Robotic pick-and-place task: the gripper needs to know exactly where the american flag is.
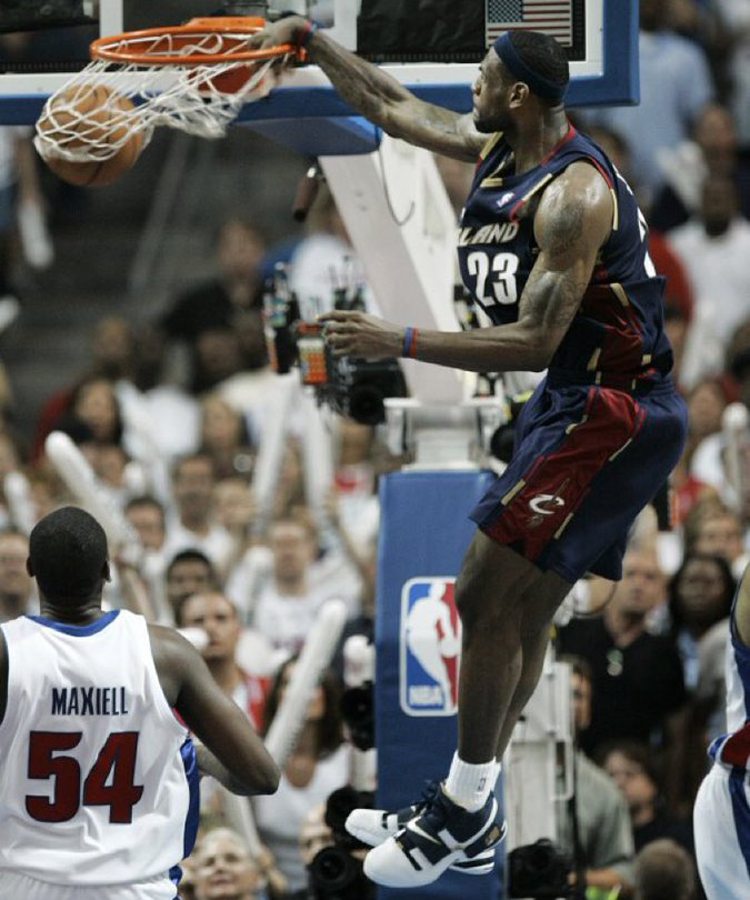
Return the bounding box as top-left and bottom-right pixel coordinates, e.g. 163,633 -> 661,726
486,0 -> 573,47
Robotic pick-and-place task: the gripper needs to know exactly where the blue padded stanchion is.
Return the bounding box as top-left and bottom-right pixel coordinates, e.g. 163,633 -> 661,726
374,469 -> 502,899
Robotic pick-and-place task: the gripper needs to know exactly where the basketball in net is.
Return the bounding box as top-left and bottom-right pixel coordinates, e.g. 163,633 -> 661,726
34,17 -> 299,186
36,84 -> 146,187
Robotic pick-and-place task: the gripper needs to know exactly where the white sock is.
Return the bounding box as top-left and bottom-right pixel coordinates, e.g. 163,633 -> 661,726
443,753 -> 500,812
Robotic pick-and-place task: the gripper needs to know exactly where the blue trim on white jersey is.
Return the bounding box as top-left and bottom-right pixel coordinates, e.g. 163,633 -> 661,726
26,609 -> 120,636
181,736 -> 200,858
729,766 -> 750,879
168,738 -> 200,892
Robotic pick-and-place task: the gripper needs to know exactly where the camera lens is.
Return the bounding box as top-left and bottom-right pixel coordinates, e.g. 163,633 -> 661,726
348,384 -> 386,425
340,685 -> 375,751
308,846 -> 359,891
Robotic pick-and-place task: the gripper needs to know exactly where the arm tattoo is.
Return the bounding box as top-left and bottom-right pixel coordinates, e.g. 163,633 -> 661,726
520,268 -> 589,331
418,104 -> 467,139
310,35 -> 481,159
543,199 -> 585,257
519,188 -> 596,333
309,38 -> 408,121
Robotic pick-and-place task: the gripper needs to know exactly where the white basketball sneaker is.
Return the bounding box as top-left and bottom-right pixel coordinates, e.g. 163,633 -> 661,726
345,781 -> 503,877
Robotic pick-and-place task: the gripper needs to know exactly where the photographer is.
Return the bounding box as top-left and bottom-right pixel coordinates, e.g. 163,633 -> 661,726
557,657 -> 636,898
300,791 -> 374,900
508,657 -> 637,899
253,659 -> 351,897
300,637 -> 376,900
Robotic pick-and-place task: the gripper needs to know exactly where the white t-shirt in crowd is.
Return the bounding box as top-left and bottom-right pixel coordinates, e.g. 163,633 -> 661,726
253,745 -> 351,893
252,585 -> 332,657
163,520 -> 234,572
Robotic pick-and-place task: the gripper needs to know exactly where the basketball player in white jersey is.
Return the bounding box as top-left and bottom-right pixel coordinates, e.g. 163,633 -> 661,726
0,506 -> 280,900
694,561 -> 750,897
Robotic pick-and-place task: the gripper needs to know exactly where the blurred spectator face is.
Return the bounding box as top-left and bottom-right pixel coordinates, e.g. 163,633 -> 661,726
269,520 -> 315,585
0,433 -> 20,479
571,670 -> 592,733
174,456 -> 216,521
673,555 -> 731,630
217,219 -> 265,283
166,557 -> 215,612
132,324 -> 166,392
126,501 -> 166,552
694,511 -> 744,563
179,592 -> 241,663
202,395 -> 244,452
73,378 -> 120,444
214,478 -> 254,533
337,420 -> 374,468
88,443 -> 128,488
0,532 -> 31,601
694,104 -> 737,163
686,380 -> 726,440
611,549 -> 665,618
196,328 -> 244,387
639,0 -> 666,31
192,828 -> 265,900
27,471 -> 60,521
587,126 -> 631,182
91,316 -> 134,378
701,175 -> 738,237
604,750 -> 657,817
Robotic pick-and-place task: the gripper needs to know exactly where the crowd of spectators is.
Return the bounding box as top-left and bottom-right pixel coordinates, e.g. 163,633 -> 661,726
1,0 -> 750,897
560,11 -> 750,893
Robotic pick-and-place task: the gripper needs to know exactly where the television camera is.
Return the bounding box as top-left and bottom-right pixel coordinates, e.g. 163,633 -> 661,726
264,265 -> 407,425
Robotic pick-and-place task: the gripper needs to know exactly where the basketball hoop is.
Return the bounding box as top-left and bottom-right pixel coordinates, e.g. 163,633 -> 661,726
34,17 -> 299,164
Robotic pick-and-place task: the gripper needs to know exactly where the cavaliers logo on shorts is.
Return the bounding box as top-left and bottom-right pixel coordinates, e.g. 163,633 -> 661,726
400,577 -> 461,717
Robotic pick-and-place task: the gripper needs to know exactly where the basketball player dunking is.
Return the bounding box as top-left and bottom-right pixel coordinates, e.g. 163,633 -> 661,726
0,507 -> 279,900
257,20 -> 688,888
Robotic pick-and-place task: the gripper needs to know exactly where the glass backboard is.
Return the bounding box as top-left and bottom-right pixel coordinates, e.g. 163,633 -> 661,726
0,0 -> 638,156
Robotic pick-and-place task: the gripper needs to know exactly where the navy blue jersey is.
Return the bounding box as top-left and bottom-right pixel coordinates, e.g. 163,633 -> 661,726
457,125 -> 673,388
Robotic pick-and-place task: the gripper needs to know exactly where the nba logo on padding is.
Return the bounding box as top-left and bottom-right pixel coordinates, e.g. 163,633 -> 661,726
400,577 -> 461,716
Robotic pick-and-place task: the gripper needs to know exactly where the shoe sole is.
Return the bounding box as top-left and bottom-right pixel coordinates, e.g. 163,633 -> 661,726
346,814 -> 496,875
451,852 -> 496,874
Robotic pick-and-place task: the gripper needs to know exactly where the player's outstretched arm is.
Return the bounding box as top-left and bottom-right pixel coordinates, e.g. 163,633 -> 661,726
259,15 -> 484,162
321,162 -> 613,372
149,625 -> 279,796
734,563 -> 750,646
192,742 -> 259,795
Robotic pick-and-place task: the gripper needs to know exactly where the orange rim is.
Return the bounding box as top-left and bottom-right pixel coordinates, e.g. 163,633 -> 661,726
89,17 -> 298,67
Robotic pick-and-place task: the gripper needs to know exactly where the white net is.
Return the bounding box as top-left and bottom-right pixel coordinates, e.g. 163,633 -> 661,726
34,27 -> 287,163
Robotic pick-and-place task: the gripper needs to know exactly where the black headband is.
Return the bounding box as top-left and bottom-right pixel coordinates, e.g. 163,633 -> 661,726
493,32 -> 567,104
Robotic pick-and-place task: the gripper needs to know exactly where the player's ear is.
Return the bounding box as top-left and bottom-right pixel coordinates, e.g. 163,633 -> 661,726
509,81 -> 529,110
103,560 -> 111,583
26,557 -> 34,577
